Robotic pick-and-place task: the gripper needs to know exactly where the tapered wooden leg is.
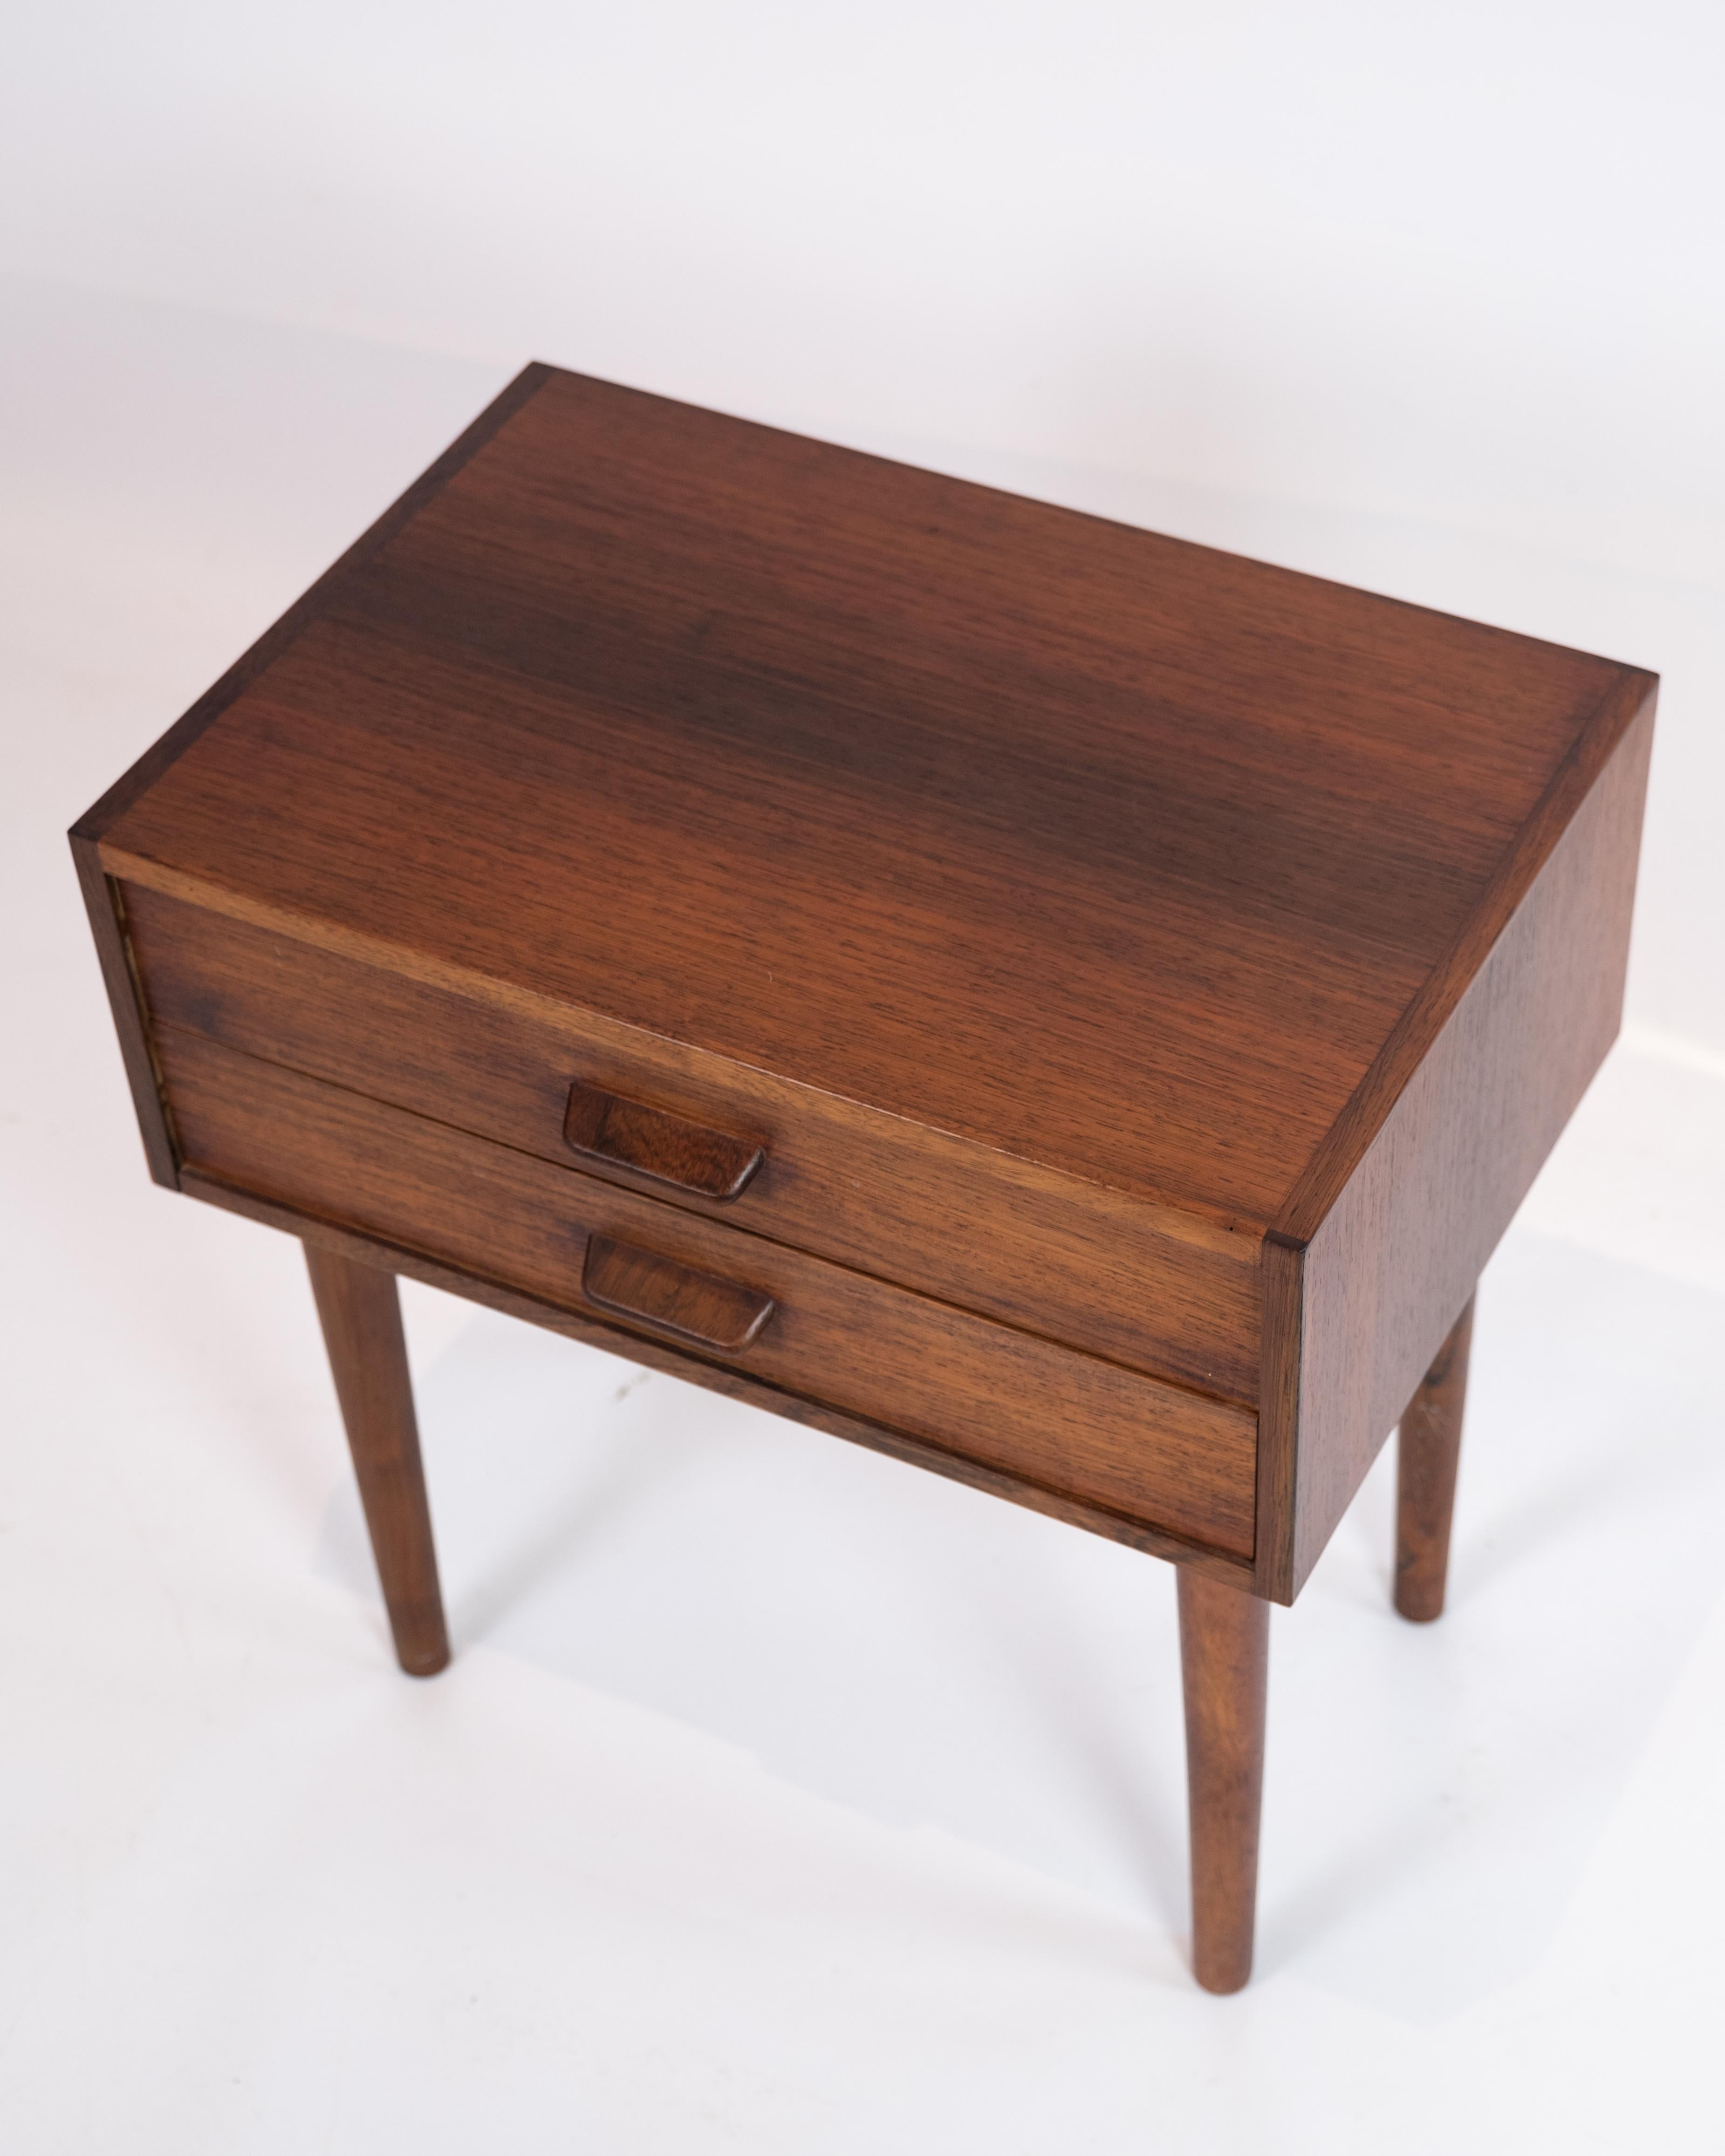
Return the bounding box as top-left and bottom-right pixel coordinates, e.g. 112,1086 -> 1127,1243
305,1242 -> 451,1676
1177,1569 -> 1269,1994
1394,1294 -> 1475,1624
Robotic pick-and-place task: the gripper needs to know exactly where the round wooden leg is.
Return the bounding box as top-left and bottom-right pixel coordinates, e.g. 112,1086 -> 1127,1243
1177,1569 -> 1269,1993
305,1242 -> 451,1676
1394,1294 -> 1475,1624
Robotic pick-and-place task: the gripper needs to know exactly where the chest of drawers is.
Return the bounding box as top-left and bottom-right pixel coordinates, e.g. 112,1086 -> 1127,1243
73,363 -> 1655,1989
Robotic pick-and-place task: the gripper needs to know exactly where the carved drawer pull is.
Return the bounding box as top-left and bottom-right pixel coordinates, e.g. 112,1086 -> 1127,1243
582,1235 -> 776,1351
563,1081 -> 764,1200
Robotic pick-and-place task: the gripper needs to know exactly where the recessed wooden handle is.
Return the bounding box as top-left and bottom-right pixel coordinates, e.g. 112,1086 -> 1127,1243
563,1081 -> 764,1201
582,1235 -> 776,1351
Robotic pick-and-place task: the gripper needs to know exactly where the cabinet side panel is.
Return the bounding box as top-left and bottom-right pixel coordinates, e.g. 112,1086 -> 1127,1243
1287,696 -> 1654,1595
68,836 -> 178,1188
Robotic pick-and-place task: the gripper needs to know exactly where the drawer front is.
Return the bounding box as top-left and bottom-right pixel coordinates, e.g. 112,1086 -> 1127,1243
122,879 -> 1262,1401
157,1027 -> 1258,1558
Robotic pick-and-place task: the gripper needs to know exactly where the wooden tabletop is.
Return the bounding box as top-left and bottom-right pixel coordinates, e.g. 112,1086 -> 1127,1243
95,363 -> 1653,1241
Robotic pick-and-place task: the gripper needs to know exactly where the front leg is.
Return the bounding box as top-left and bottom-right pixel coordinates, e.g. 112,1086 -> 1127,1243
305,1243 -> 451,1676
1177,1569 -> 1269,1992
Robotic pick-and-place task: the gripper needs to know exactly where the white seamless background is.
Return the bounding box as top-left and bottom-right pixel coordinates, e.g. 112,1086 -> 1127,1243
2,8 -> 1723,2151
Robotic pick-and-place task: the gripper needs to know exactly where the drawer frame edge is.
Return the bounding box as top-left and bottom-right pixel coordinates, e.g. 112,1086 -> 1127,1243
69,836 -> 179,1189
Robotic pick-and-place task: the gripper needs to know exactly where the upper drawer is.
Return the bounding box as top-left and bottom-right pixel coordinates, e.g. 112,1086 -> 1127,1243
121,877 -> 1261,1400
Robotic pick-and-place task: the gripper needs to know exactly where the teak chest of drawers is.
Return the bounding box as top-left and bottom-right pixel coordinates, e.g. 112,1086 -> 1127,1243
73,363 -> 1655,1991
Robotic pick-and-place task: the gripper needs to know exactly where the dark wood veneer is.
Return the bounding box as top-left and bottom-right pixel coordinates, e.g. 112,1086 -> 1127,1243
68,851 -> 178,1189
73,361 -> 1656,1990
304,1243 -> 450,1675
582,1234 -> 777,1351
182,1170 -> 1260,1592
94,367 -> 1648,1236
1256,693 -> 1653,1598
564,1083 -> 764,1201
1395,1296 -> 1475,1624
118,874 -> 1262,1400
157,1025 -> 1259,1559
1178,1571 -> 1269,1994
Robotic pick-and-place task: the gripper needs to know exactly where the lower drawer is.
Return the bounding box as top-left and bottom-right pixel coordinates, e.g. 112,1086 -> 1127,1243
157,1028 -> 1258,1558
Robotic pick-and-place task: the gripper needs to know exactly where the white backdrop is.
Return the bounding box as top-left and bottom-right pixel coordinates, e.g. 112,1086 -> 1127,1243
3,7 -> 1725,2152
7,0 -> 1725,1053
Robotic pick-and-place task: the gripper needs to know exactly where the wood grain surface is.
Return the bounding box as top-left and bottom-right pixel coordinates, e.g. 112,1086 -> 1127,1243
1256,697 -> 1654,1598
1178,1571 -> 1269,1994
68,849 -> 178,1189
67,364 -> 551,1192
182,1169 -> 1260,1591
75,362 -> 1658,1606
90,364 -> 1652,1237
582,1234 -> 777,1350
157,1025 -> 1260,1558
120,876 -> 1262,1399
564,1081 -> 763,1201
303,1243 -> 450,1675
67,361 -> 1663,1997
1394,1295 -> 1475,1623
